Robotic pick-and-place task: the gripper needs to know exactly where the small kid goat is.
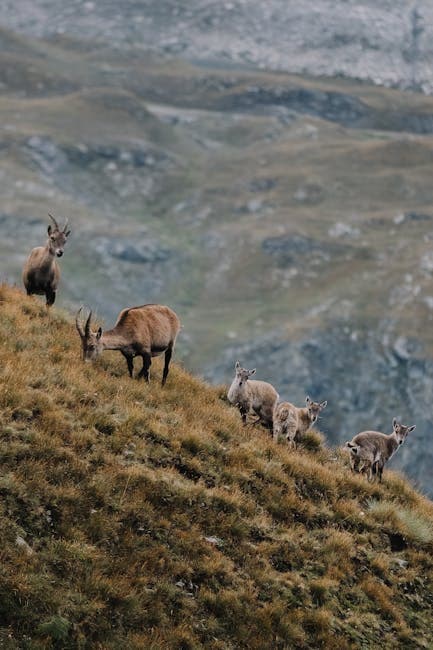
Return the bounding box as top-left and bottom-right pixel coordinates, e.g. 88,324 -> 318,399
346,418 -> 415,482
227,361 -> 279,428
273,396 -> 327,447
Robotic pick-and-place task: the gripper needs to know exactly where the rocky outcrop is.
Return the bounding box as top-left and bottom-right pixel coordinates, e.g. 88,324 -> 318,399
25,136 -> 170,173
95,237 -> 172,265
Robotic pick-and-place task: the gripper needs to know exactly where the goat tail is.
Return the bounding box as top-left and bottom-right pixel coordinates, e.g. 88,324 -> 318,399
277,406 -> 291,421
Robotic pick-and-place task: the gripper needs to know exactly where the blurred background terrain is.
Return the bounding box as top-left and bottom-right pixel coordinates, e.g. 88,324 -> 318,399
1,1 -> 433,492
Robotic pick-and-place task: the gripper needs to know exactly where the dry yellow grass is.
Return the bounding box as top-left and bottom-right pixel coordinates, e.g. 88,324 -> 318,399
0,284 -> 433,649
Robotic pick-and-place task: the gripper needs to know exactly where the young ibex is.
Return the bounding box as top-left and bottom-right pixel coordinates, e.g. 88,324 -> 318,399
346,418 -> 415,482
227,361 -> 279,428
273,396 -> 327,447
75,303 -> 180,386
22,214 -> 71,307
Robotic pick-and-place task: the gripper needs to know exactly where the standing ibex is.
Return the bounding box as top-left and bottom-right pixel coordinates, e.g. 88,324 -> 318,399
227,361 -> 279,428
75,303 -> 180,385
346,418 -> 416,482
273,396 -> 327,447
23,214 -> 71,307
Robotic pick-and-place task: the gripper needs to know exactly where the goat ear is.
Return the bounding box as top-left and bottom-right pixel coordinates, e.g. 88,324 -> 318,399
392,417 -> 397,428
306,396 -> 311,405
65,230 -> 71,237
320,400 -> 327,409
96,327 -> 102,340
249,368 -> 256,376
235,361 -> 240,370
47,225 -> 52,235
408,425 -> 416,433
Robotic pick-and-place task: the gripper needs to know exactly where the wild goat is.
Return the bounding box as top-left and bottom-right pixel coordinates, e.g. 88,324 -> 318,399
346,418 -> 415,482
227,361 -> 278,428
273,396 -> 327,447
75,303 -> 180,386
22,214 -> 71,307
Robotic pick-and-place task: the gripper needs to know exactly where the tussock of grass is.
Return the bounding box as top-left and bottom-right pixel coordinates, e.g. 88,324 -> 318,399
0,284 -> 433,648
368,499 -> 433,546
299,428 -> 325,452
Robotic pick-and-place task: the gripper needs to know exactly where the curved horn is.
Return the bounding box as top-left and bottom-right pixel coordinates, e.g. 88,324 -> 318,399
85,310 -> 92,337
75,307 -> 85,338
48,213 -> 59,230
62,217 -> 69,233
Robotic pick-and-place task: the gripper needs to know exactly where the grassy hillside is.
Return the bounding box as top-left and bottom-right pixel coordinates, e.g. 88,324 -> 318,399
0,285 -> 432,649
3,26 -> 433,496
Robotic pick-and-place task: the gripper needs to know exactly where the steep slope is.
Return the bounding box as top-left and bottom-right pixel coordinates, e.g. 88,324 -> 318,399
2,27 -> 433,494
0,285 -> 432,649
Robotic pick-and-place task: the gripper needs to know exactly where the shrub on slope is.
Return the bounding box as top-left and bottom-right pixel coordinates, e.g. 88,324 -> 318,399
0,284 -> 432,649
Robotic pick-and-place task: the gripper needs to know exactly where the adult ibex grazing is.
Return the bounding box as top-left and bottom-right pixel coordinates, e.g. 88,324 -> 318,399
346,418 -> 416,482
75,304 -> 180,386
23,214 -> 71,307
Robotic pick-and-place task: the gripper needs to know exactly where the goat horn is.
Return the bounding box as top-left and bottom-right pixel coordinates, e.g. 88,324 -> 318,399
48,213 -> 59,230
63,218 -> 69,233
75,307 -> 85,338
85,310 -> 92,337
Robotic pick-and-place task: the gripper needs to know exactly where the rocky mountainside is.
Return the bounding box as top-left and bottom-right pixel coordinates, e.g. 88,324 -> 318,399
3,1 -> 433,92
0,10 -> 433,494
